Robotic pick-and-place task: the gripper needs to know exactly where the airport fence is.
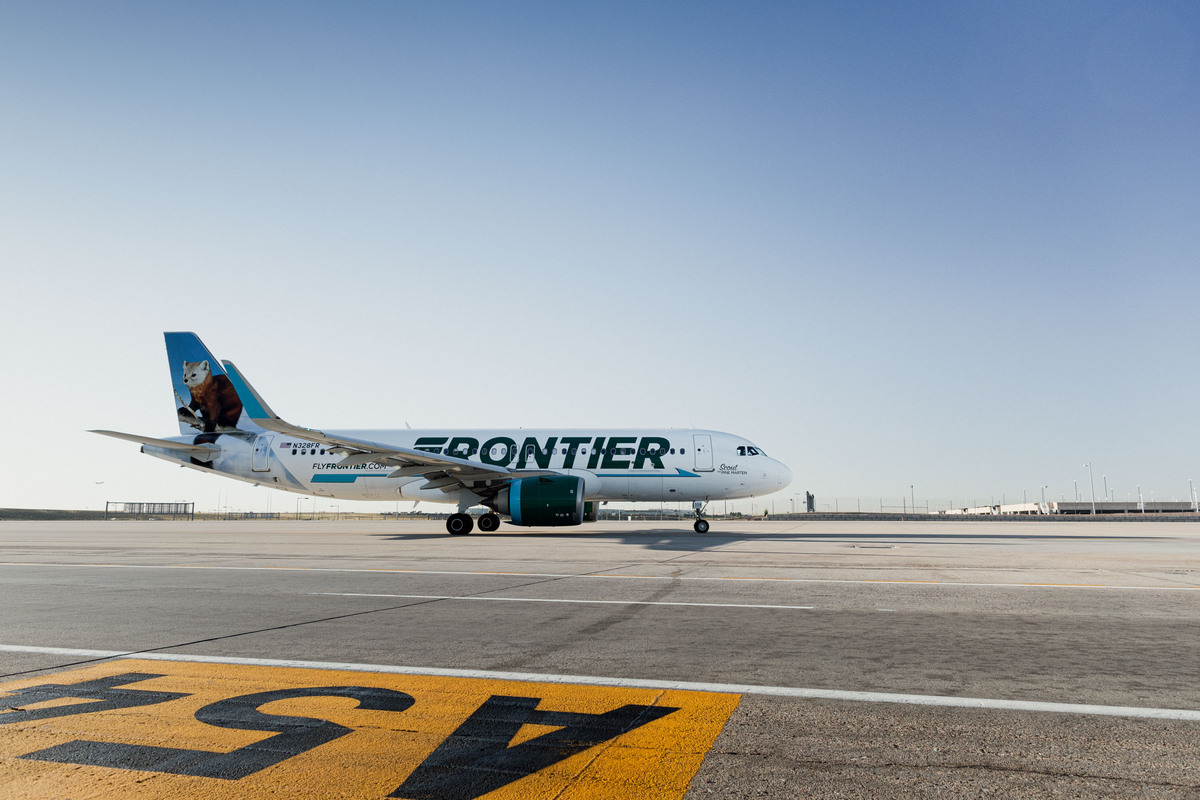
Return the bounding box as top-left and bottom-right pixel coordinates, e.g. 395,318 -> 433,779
104,502 -> 195,520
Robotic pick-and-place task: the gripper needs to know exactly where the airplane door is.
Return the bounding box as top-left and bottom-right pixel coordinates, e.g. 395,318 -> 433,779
693,434 -> 714,472
252,435 -> 272,472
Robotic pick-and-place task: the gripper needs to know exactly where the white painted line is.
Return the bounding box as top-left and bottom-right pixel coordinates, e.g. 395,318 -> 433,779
310,592 -> 816,611
0,561 -> 1197,591
2,643 -> 1197,721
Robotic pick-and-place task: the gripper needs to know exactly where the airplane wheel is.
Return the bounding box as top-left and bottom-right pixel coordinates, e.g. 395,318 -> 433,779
446,514 -> 474,535
694,519 -> 710,533
477,513 -> 500,532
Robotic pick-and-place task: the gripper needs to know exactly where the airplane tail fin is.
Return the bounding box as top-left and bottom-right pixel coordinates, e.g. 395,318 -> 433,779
164,332 -> 254,435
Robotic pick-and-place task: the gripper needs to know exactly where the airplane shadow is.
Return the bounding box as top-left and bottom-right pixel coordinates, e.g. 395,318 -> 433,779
372,528 -> 748,552
371,526 -> 1172,553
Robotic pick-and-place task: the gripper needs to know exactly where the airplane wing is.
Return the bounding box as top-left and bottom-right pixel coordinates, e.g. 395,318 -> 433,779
220,361 -> 544,495
90,430 -> 220,462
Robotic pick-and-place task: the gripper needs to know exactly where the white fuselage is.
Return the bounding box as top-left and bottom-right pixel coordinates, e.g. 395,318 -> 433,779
145,427 -> 792,506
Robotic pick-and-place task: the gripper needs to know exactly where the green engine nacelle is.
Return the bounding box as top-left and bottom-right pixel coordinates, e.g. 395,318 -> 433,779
494,475 -> 584,526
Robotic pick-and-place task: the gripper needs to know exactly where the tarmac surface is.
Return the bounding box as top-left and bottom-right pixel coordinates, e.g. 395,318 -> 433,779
1,518 -> 1199,798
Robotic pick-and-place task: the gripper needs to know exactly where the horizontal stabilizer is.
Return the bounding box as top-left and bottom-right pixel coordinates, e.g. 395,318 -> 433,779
90,430 -> 219,462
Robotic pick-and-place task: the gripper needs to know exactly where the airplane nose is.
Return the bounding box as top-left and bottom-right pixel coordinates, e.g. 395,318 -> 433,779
775,460 -> 793,489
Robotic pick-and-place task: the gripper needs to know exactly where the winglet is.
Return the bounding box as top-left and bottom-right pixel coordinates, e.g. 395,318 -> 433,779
220,361 -> 273,421
221,360 -> 325,440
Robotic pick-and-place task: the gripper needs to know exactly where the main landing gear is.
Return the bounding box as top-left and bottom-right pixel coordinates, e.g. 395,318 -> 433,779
693,500 -> 710,534
446,512 -> 501,535
446,514 -> 473,535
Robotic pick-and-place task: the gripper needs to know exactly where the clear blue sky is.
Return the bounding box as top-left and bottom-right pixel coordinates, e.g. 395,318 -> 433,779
2,1 -> 1197,513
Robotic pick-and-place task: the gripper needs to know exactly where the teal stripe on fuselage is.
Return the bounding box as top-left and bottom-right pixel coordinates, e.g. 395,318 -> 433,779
312,473 -> 389,484
596,468 -> 701,478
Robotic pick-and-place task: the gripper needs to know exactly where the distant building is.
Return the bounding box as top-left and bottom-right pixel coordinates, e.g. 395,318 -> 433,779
941,501 -> 1195,516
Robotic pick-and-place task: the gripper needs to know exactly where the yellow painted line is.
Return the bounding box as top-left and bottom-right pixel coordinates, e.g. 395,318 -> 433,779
721,576 -> 792,581
0,659 -> 738,800
863,579 -> 941,584
471,571 -> 545,575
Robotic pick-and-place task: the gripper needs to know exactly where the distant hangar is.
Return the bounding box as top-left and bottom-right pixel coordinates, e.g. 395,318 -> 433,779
944,501 -> 1197,516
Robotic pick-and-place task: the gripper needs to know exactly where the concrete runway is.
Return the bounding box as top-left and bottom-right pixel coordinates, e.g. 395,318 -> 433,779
2,518 -> 1199,798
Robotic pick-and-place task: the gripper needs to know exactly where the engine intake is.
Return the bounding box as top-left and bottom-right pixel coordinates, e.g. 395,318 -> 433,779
493,476 -> 584,526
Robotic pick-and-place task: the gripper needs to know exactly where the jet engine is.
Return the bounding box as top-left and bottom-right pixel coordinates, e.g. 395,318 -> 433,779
492,475 -> 584,526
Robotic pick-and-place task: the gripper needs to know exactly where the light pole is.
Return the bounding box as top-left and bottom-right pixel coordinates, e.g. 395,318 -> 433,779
910,485 -> 915,514
1191,479 -> 1197,512
1103,475 -> 1109,504
1085,463 -> 1096,515
1138,484 -> 1144,513
1040,484 -> 1048,514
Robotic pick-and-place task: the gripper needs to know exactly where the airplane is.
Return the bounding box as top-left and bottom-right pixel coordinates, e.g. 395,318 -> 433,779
93,333 -> 793,535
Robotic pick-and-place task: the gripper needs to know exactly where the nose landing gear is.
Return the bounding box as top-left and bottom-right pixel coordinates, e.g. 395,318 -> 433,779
693,500 -> 710,533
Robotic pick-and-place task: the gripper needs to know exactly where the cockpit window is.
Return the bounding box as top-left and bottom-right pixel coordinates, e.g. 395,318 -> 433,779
738,446 -> 764,456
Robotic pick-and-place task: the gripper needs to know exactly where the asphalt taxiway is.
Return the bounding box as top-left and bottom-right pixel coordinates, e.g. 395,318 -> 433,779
2,519 -> 1199,798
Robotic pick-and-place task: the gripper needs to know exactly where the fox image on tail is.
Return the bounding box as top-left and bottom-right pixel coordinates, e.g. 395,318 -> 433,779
176,359 -> 243,432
